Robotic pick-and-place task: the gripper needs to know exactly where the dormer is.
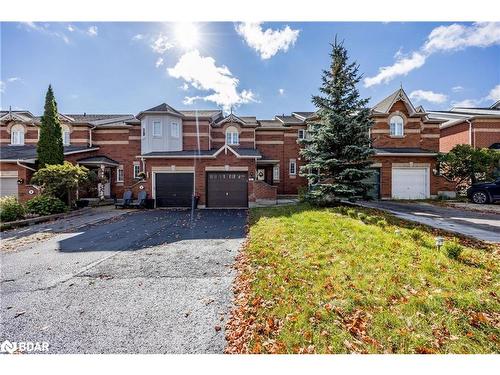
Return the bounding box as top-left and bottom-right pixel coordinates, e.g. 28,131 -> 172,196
137,103 -> 185,154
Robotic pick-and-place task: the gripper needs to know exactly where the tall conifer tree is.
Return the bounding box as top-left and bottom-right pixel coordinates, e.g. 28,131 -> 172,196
300,38 -> 374,200
37,85 -> 64,167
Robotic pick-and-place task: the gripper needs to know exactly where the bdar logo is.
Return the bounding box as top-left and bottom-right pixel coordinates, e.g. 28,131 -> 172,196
0,340 -> 18,354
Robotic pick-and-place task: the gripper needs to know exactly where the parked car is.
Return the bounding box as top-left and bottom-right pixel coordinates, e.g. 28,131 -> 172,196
467,178 -> 500,204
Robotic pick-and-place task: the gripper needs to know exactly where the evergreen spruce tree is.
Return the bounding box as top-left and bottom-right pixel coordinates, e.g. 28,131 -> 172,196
300,38 -> 374,200
37,85 -> 64,168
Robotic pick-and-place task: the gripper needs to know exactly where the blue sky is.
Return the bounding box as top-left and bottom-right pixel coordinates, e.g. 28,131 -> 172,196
1,22 -> 499,118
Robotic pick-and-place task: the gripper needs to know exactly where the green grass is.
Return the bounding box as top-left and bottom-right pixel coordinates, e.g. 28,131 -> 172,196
232,203 -> 499,354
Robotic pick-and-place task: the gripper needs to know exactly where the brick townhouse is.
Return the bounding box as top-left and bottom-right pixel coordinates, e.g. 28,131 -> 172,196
426,101 -> 500,152
2,87 -> 491,207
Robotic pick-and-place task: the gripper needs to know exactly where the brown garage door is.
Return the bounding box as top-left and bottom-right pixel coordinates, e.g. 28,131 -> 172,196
206,172 -> 248,208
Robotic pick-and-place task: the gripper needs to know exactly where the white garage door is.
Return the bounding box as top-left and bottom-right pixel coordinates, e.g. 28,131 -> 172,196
0,177 -> 19,198
392,168 -> 429,199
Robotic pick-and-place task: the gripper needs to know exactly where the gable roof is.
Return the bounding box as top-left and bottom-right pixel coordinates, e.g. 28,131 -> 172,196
214,113 -> 255,127
0,145 -> 99,162
372,87 -> 416,115
136,103 -> 184,119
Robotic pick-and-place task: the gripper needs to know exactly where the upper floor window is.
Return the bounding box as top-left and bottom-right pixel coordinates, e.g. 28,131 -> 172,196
10,124 -> 25,145
389,115 -> 404,137
152,121 -> 162,137
62,124 -> 71,146
142,126 -> 146,137
171,122 -> 180,138
298,129 -> 306,140
225,126 -> 239,145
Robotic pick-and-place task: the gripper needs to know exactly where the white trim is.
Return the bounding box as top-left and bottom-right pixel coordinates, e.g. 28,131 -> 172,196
205,166 -> 249,171
376,152 -> 437,156
289,159 -> 297,176
152,120 -> 162,137
116,166 -> 124,182
0,170 -> 18,178
273,164 -> 280,181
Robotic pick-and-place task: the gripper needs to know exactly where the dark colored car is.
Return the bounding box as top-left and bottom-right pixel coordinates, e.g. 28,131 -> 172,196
467,178 -> 500,204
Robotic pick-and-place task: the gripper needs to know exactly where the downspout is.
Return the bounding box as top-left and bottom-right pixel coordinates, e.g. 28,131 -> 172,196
89,125 -> 96,147
466,119 -> 473,148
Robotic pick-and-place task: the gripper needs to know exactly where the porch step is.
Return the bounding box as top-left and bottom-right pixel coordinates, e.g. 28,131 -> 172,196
80,198 -> 115,207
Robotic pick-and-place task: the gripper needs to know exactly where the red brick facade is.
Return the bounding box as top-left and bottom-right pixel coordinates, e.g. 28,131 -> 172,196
439,119 -> 500,152
3,89 -> 480,205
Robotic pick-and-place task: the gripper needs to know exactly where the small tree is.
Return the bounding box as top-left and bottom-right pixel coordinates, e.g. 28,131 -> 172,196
300,38 -> 374,201
31,162 -> 89,206
37,85 -> 64,168
437,145 -> 500,193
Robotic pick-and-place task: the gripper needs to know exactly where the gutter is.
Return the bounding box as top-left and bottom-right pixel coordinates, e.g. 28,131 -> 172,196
16,160 -> 36,171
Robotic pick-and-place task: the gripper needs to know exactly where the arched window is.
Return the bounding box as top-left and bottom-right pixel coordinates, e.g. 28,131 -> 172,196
225,126 -> 239,145
389,115 -> 404,136
62,124 -> 71,146
10,124 -> 25,145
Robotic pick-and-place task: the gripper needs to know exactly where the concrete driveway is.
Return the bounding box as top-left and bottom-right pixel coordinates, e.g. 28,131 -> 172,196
359,200 -> 500,243
0,209 -> 247,353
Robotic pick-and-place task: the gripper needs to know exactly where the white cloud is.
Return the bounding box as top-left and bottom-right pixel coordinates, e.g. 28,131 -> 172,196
409,89 -> 448,104
155,57 -> 164,68
0,81 -> 5,93
364,52 -> 426,87
151,34 -> 173,54
487,84 -> 500,102
0,77 -> 22,93
7,77 -> 21,83
179,83 -> 189,91
132,34 -> 144,41
452,99 -> 479,108
22,22 -> 70,44
452,85 -> 464,92
278,88 -> 285,95
365,22 -> 500,87
87,26 -> 98,37
235,22 -> 299,59
167,49 -> 257,111
67,25 -> 75,32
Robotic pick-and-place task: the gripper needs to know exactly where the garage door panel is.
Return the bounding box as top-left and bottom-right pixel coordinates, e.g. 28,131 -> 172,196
0,178 -> 19,198
207,172 -> 248,208
392,168 -> 429,199
155,173 -> 193,207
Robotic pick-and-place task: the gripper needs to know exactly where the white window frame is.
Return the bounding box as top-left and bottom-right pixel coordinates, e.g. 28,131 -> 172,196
289,159 -> 297,176
133,164 -> 140,179
152,120 -> 162,137
117,167 -> 124,183
273,164 -> 280,181
298,129 -> 306,140
171,122 -> 180,138
10,125 -> 25,145
225,126 -> 239,145
389,115 -> 404,137
62,125 -> 71,146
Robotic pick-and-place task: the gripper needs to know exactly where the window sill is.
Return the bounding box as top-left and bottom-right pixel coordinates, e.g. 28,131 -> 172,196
389,135 -> 405,138
289,174 -> 297,179
116,182 -> 124,186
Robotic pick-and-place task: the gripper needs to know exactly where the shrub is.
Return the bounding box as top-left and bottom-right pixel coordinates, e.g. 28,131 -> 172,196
376,219 -> 388,228
26,195 -> 67,216
443,240 -> 463,260
0,196 -> 25,222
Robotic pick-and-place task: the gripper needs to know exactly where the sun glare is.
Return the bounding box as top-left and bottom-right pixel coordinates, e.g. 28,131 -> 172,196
175,23 -> 199,50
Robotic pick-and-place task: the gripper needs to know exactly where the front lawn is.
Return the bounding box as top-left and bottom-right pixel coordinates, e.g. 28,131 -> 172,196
225,204 -> 499,354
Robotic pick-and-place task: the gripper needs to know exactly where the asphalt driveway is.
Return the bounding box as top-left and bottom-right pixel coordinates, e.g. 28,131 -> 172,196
0,209 -> 247,353
359,200 -> 500,243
